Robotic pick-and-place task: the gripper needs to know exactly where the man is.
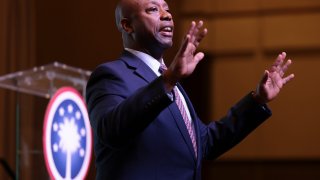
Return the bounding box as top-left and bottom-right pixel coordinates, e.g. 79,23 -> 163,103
86,0 -> 295,179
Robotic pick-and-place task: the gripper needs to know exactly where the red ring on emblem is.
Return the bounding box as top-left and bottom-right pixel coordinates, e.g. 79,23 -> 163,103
43,87 -> 92,179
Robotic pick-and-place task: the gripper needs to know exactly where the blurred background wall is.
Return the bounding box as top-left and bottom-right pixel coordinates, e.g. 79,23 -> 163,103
0,0 -> 320,179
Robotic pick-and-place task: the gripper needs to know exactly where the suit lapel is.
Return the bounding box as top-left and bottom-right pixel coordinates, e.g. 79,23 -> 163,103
120,50 -> 158,83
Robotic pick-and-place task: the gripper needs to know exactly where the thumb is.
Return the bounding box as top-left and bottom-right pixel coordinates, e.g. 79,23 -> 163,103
194,52 -> 205,63
178,35 -> 190,55
260,70 -> 269,85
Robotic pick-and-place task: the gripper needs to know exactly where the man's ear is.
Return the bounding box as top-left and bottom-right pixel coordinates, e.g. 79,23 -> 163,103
121,18 -> 133,33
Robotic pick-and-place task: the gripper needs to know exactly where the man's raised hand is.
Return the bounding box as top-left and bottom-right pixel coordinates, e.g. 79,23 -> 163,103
254,52 -> 295,104
163,21 -> 208,90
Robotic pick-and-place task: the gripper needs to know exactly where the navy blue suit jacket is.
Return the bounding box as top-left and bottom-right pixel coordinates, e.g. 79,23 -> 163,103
86,50 -> 271,180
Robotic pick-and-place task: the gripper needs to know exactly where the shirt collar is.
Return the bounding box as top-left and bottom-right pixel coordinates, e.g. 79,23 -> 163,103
125,48 -> 164,76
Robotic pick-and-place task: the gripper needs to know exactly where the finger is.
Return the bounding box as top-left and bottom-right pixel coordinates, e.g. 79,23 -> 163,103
196,20 -> 204,29
190,21 -> 202,43
194,20 -> 203,35
193,52 -> 205,62
271,52 -> 286,72
186,21 -> 196,38
280,59 -> 292,77
272,53 -> 284,69
282,73 -> 295,85
260,70 -> 269,85
194,28 -> 208,47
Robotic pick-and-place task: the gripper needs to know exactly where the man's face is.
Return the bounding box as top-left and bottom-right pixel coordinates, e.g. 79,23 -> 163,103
129,0 -> 174,50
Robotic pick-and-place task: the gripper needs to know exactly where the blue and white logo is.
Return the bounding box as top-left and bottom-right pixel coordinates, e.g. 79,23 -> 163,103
43,87 -> 92,179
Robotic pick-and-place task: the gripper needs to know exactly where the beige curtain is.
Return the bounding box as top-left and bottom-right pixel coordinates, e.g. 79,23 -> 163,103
0,0 -> 36,179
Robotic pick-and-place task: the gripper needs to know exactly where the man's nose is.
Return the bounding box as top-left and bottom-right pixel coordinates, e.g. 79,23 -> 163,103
160,9 -> 172,21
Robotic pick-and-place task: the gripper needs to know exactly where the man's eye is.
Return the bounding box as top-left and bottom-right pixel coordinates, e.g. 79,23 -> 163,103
146,7 -> 158,12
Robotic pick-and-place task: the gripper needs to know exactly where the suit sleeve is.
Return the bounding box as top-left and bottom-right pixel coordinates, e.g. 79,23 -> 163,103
198,92 -> 272,159
86,65 -> 173,149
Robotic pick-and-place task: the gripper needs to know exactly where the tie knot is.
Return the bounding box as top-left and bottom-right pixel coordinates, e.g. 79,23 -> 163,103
159,63 -> 167,74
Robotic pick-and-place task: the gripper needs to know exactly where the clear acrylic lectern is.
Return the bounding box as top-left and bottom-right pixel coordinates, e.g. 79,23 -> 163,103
0,62 -> 91,179
0,61 -> 91,99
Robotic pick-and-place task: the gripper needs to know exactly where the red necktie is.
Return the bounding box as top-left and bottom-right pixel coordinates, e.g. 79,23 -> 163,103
159,64 -> 197,157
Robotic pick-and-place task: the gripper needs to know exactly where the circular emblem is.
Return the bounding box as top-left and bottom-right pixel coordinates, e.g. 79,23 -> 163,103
43,87 -> 92,179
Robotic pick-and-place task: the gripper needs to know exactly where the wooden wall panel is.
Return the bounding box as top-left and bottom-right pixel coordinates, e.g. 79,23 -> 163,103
182,0 -> 320,13
35,0 -> 123,69
181,0 -> 217,13
180,0 -> 320,160
0,1 -> 8,179
182,0 -> 259,13
261,0 -> 320,10
179,19 -> 213,52
262,13 -> 320,50
181,17 -> 258,54
211,56 -> 262,120
211,17 -> 258,53
216,0 -> 259,13
258,55 -> 320,159
0,0 -> 15,178
219,55 -> 320,159
210,56 -> 266,159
